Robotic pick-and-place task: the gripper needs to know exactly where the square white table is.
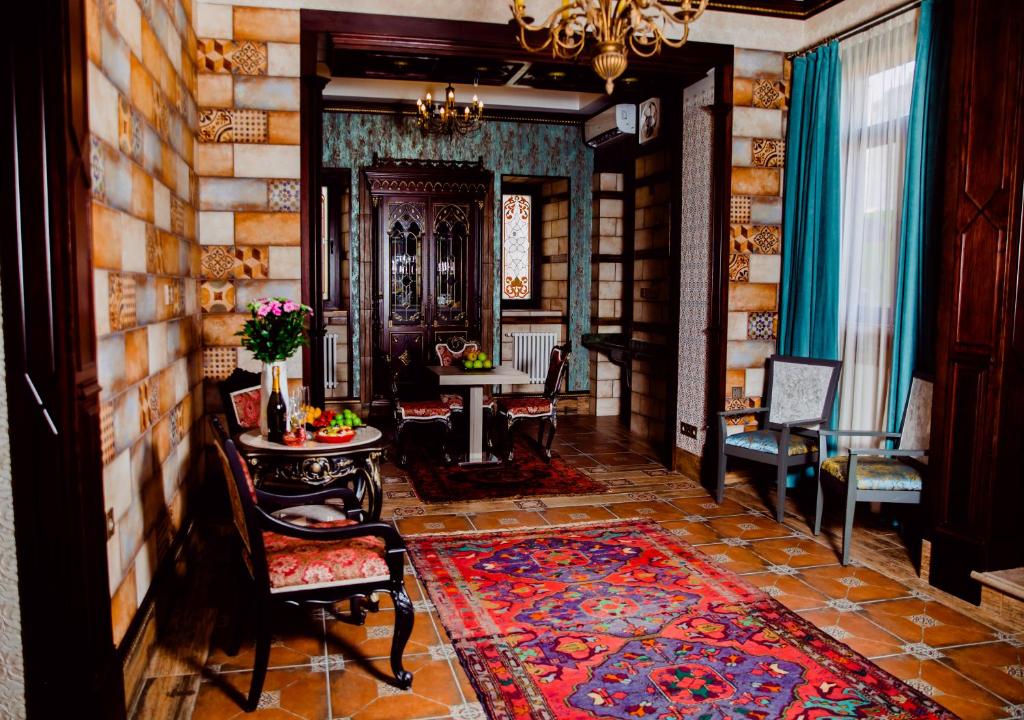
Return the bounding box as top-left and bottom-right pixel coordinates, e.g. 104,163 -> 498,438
429,364 -> 530,464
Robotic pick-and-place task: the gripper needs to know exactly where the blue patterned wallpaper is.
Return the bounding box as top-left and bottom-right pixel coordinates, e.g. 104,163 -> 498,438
322,111 -> 593,390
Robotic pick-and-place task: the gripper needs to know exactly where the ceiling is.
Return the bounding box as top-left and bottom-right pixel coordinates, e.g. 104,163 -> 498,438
707,0 -> 841,18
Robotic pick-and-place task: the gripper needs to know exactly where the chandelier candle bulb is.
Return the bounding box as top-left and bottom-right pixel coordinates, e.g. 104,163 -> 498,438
415,83 -> 484,135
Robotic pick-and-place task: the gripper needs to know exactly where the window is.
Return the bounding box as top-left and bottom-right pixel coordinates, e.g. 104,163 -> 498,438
501,193 -> 534,303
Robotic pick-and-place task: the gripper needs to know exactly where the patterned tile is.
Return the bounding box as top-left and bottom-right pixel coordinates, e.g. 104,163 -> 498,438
100,401 -> 115,465
752,138 -> 785,167
731,224 -> 781,254
203,347 -> 237,380
117,94 -> 132,155
145,225 -> 164,274
235,246 -> 270,278
747,311 -> 778,340
138,380 -> 152,432
730,195 -> 751,224
90,136 -> 105,201
751,79 -> 787,109
201,245 -> 238,279
197,38 -> 268,75
198,108 -> 269,144
108,273 -> 137,331
148,373 -> 161,422
200,280 -> 235,313
729,253 -> 750,281
268,179 -> 300,212
170,196 -> 185,236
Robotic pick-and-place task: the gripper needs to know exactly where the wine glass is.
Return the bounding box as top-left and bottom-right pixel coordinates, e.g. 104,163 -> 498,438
285,386 -> 310,444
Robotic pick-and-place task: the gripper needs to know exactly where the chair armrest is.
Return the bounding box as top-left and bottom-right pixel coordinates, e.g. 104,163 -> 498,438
255,486 -> 359,512
256,509 -> 406,550
718,407 -> 769,418
779,417 -> 826,429
819,429 -> 901,438
848,448 -> 927,459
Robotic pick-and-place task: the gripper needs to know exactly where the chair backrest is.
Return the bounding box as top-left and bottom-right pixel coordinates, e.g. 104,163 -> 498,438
543,342 -> 572,400
210,415 -> 267,584
435,337 -> 479,367
898,376 -> 933,452
764,355 -> 842,428
218,367 -> 261,436
378,353 -> 400,406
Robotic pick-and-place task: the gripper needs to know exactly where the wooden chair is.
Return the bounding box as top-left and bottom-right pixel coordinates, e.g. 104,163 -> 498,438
814,376 -> 933,565
496,342 -> 571,462
433,336 -> 495,415
210,416 -> 413,711
716,354 -> 842,522
380,353 -> 452,466
218,368 -> 261,437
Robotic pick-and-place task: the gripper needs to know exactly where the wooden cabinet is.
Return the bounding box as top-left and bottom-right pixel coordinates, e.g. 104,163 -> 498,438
928,0 -> 1024,601
366,159 -> 490,398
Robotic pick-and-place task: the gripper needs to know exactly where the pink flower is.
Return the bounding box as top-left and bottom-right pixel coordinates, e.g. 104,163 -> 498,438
272,305 -> 282,315
283,301 -> 299,312
257,304 -> 272,317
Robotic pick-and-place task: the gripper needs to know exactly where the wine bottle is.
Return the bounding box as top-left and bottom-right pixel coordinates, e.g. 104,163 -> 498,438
267,365 -> 287,443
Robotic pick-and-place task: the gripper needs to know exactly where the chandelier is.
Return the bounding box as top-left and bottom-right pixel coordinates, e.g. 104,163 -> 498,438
415,84 -> 484,136
510,0 -> 709,94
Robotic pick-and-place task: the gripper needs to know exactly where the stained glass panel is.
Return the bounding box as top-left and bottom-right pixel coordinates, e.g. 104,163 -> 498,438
433,204 -> 468,323
387,202 -> 425,323
501,194 -> 532,301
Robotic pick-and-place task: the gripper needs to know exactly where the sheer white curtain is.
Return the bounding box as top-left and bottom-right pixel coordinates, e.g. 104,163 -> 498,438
837,12 -> 918,445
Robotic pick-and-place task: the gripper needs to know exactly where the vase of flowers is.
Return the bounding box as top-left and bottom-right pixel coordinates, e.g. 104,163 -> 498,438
236,297 -> 312,436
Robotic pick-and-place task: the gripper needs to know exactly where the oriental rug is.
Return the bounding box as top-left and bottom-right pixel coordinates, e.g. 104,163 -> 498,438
403,437 -> 609,503
407,521 -> 957,720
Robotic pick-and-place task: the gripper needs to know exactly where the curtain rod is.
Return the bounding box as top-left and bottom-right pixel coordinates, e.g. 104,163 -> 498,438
786,0 -> 922,59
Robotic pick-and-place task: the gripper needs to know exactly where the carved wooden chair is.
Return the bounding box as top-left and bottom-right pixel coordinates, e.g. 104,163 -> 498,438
814,376 -> 933,565
380,353 -> 452,466
496,342 -> 571,462
434,336 -> 497,449
218,368 -> 262,437
716,354 -> 842,522
210,416 -> 413,711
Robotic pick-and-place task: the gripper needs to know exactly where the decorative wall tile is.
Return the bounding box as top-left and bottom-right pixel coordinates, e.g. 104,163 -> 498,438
170,196 -> 185,236
735,49 -> 785,79
197,38 -> 268,75
234,211 -> 300,246
203,346 -> 237,380
108,273 -> 137,331
200,280 -> 235,313
752,138 -> 785,167
751,197 -> 783,224
101,401 -> 116,465
233,7 -> 301,43
198,108 -> 268,143
734,107 -> 782,138
748,311 -> 778,340
729,253 -> 750,281
751,79 -> 787,109
731,167 -> 781,196
729,282 -> 777,312
201,245 -> 237,278
731,225 -> 781,254
234,144 -> 300,178
268,179 -> 300,211
138,380 -> 152,432
117,94 -> 132,154
730,195 -> 751,224
234,77 -> 300,111
235,247 -> 270,278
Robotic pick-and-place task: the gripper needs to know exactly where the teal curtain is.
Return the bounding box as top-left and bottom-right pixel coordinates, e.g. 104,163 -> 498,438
887,0 -> 948,430
779,42 -> 842,361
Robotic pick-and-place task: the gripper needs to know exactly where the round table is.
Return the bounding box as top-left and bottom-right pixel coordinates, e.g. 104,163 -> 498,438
236,426 -> 385,520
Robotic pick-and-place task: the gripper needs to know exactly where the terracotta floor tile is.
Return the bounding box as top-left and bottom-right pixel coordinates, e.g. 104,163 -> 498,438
861,598 -> 997,648
746,572 -> 830,611
325,609 -> 440,661
657,519 -> 722,545
606,500 -> 682,522
941,641 -> 1024,705
206,608 -> 325,673
468,510 -> 548,531
588,451 -> 658,467
697,542 -> 770,574
396,513 -> 474,535
874,655 -> 1012,720
798,609 -> 906,658
328,654 -> 463,720
540,505 -> 617,525
670,495 -> 749,518
709,513 -> 794,540
749,536 -> 842,569
799,564 -> 913,604
192,668 -> 327,720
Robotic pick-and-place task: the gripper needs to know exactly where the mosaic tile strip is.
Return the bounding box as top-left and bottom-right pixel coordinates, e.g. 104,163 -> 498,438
729,253 -> 750,282
268,179 -> 300,212
197,38 -> 268,76
730,224 -> 781,254
100,401 -> 115,465
747,311 -> 778,340
198,108 -> 269,144
730,195 -> 751,224
752,79 -> 787,109
752,138 -> 785,168
200,280 -> 235,313
203,347 -> 237,380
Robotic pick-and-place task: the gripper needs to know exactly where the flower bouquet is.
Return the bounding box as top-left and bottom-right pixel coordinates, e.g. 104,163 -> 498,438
236,297 -> 312,436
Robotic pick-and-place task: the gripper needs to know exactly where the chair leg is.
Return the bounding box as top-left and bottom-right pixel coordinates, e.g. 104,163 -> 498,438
389,586 -> 415,689
715,449 -> 726,504
774,462 -> 787,523
395,422 -> 408,467
813,474 -> 824,536
505,417 -> 515,461
440,420 -> 452,464
842,488 -> 857,566
246,598 -> 272,711
544,414 -> 557,460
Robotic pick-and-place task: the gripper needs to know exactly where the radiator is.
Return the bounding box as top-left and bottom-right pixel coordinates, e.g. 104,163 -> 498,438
324,332 -> 339,390
512,332 -> 557,383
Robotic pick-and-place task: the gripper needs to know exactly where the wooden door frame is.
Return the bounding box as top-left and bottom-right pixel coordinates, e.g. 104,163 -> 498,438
0,0 -> 126,716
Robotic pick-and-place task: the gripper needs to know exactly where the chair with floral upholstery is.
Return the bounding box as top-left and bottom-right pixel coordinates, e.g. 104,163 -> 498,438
381,353 -> 452,466
210,416 -> 414,712
814,376 -> 932,565
433,336 -> 496,418
496,342 -> 571,462
218,368 -> 262,436
716,354 -> 842,522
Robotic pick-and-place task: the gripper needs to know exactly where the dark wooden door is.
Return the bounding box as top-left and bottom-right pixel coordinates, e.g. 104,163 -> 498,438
928,0 -> 1024,600
367,160 -> 489,398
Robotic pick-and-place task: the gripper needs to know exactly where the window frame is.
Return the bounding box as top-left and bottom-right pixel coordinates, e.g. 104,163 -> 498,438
499,183 -> 543,310
320,168 -> 351,312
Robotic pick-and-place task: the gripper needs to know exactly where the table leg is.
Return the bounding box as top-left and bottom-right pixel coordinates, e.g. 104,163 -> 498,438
468,385 -> 484,463
363,451 -> 382,521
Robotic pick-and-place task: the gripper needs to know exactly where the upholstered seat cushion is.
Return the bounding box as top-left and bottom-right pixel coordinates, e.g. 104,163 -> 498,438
725,430 -> 816,456
820,456 -> 923,491
497,396 -> 553,417
441,392 -> 495,412
263,518 -> 389,592
397,400 -> 451,420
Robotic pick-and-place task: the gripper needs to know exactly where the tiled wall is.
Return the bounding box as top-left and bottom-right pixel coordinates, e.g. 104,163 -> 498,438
539,180 -> 570,314
86,0 -> 202,645
726,49 -> 789,431
589,171 -> 625,417
193,3 -> 303,396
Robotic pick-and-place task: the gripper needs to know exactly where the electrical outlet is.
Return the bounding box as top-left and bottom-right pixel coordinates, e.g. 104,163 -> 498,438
680,422 -> 698,439
106,509 -> 115,540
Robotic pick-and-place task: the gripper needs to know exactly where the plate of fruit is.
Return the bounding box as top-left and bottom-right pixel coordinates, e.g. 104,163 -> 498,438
461,349 -> 493,372
305,406 -> 363,444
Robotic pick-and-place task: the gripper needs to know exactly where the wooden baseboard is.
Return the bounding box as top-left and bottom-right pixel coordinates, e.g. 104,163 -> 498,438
673,447 -> 702,479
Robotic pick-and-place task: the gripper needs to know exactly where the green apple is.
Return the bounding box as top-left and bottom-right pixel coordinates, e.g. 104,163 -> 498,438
483,359 -> 492,369
473,359 -> 483,369
478,352 -> 487,362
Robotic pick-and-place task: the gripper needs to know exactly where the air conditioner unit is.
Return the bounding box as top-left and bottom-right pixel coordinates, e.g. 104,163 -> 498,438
584,104 -> 636,148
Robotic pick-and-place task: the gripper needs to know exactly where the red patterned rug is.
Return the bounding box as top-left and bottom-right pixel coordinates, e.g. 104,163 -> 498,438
403,437 -> 609,503
407,521 -> 957,720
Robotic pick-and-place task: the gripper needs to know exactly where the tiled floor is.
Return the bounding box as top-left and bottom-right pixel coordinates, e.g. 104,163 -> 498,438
171,416 -> 1024,720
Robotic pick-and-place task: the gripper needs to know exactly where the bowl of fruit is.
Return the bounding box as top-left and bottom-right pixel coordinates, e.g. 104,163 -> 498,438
461,349 -> 493,372
306,406 -> 364,444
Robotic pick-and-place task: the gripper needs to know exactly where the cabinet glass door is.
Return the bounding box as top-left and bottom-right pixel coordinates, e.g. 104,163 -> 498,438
432,203 -> 469,325
386,201 -> 425,324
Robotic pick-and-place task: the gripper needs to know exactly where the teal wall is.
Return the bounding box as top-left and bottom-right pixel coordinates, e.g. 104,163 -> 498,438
322,111 -> 593,391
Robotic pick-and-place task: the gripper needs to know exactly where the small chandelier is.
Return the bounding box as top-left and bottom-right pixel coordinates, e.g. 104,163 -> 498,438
510,0 -> 709,94
415,84 -> 484,136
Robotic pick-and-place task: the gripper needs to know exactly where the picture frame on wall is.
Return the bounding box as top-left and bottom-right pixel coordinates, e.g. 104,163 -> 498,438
639,97 -> 661,144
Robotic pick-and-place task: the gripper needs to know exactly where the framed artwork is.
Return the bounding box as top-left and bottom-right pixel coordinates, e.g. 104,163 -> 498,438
229,386 -> 262,430
639,97 -> 661,144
